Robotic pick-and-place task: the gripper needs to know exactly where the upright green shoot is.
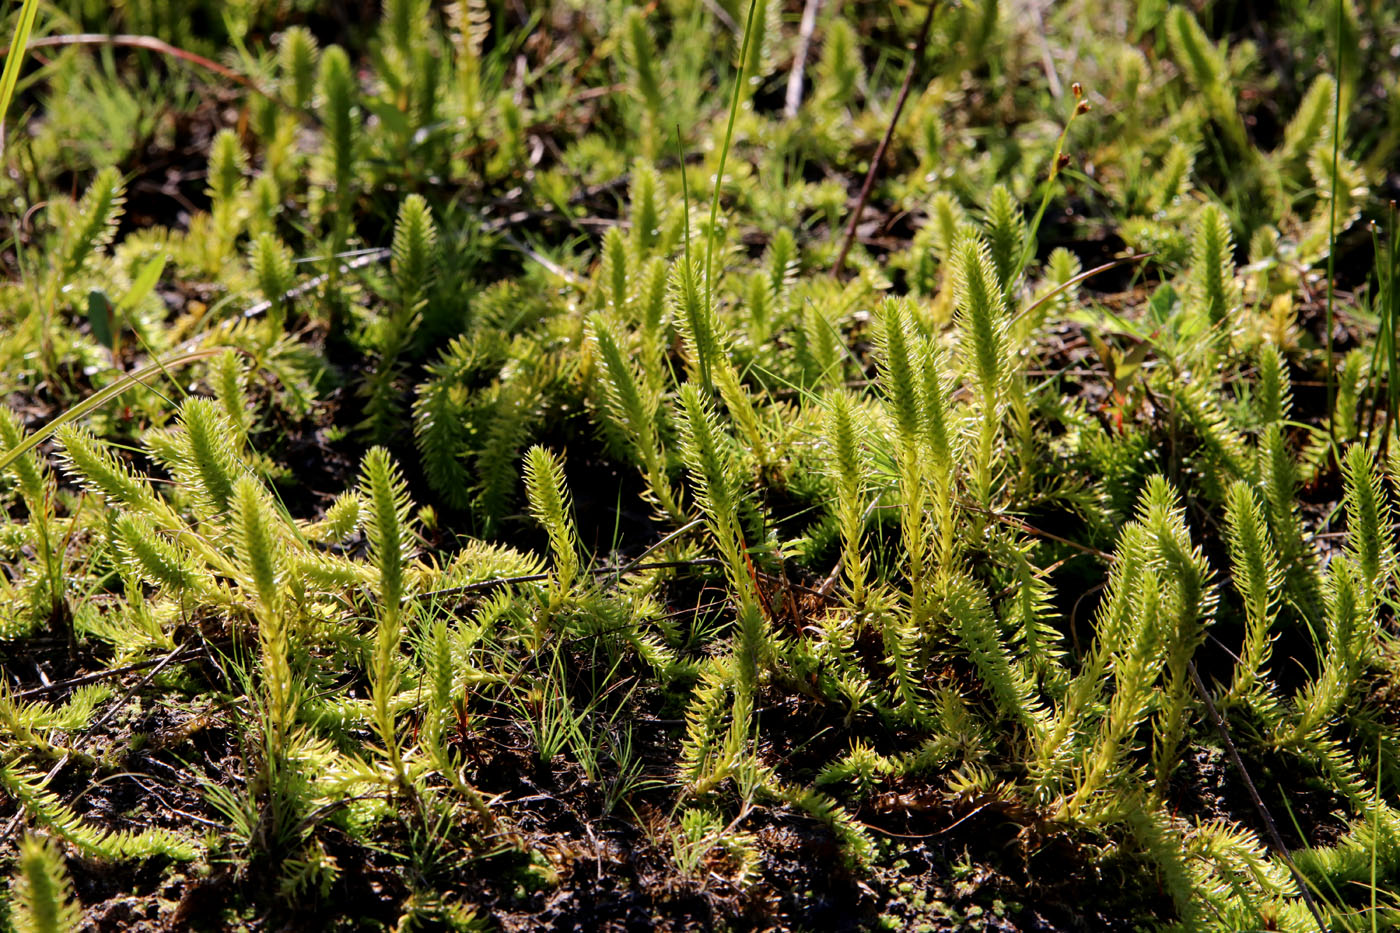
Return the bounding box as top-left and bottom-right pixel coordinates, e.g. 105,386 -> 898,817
874,299 -> 932,622
523,445 -> 581,595
1366,205 -> 1398,453
1223,481 -> 1280,700
7,835 -> 81,933
0,0 -> 41,154
824,392 -> 871,605
703,0 -> 759,318
1325,0 -> 1345,449
953,229 -> 1009,518
318,45 -> 357,330
1016,83 -> 1092,283
361,447 -> 413,786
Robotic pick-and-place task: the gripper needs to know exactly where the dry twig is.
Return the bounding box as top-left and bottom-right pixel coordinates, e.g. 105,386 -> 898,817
831,1 -> 937,278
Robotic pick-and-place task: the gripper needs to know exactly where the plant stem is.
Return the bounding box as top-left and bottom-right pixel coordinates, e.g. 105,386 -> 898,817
1188,662 -> 1328,933
0,0 -> 41,154
783,0 -> 824,119
831,0 -> 937,279
1325,0 -> 1344,453
704,0 -> 760,322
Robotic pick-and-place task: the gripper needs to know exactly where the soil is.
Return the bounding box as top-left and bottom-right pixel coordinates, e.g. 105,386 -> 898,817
1,629 -> 1183,932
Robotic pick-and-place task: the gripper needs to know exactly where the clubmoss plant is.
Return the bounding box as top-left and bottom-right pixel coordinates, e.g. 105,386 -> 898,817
6,835 -> 81,933
2,1 -> 1399,927
362,446 -> 414,786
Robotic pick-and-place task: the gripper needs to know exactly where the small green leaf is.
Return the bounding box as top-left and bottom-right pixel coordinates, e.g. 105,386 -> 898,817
116,252 -> 167,313
1147,282 -> 1179,325
87,289 -> 115,350
1115,339 -> 1153,385
1089,331 -> 1116,371
362,97 -> 410,139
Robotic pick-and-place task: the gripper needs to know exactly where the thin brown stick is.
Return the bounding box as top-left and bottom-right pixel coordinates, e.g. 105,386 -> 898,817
611,518 -> 707,580
1187,662 -> 1328,933
80,644 -> 190,739
236,197 -> 600,324
1009,252 -> 1153,329
15,647 -> 208,699
1026,0 -> 1063,99
701,0 -> 739,33
955,499 -> 1115,560
19,34 -> 282,107
784,0 -> 825,119
816,499 -> 880,596
830,0 -> 937,278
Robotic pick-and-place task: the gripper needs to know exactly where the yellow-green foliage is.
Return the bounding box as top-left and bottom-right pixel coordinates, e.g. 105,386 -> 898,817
7,836 -> 81,933
523,445 -> 580,592
1,2 -> 1398,929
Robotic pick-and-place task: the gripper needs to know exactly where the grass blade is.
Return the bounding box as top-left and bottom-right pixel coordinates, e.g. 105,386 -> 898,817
0,348 -> 230,474
0,0 -> 41,153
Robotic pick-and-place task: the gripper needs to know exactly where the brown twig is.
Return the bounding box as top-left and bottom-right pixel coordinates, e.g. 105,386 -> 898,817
816,499 -> 880,596
830,0 -> 937,278
1009,253 -> 1154,329
784,0 -> 825,119
953,498 -> 1115,560
80,644 -> 191,740
18,34 -> 284,109
700,0 -> 739,33
236,194 -> 601,324
611,518 -> 706,581
1025,0 -> 1063,100
15,646 -> 208,699
1187,662 -> 1328,933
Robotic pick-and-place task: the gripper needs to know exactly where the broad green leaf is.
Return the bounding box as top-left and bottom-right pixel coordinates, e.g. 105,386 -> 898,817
87,289 -> 115,350
116,252 -> 168,313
